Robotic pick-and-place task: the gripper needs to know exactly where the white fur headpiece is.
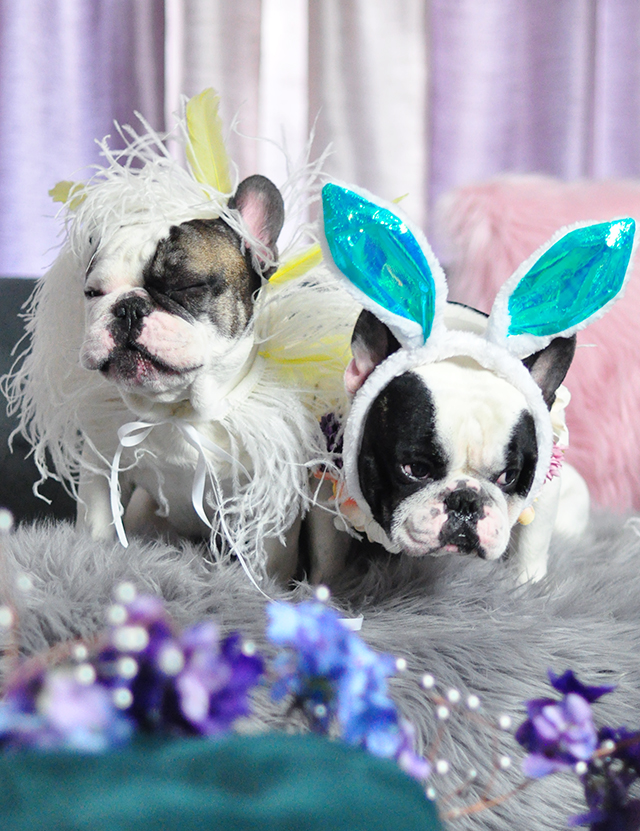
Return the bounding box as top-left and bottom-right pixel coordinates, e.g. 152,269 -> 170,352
319,181 -> 635,522
3,91 -> 358,572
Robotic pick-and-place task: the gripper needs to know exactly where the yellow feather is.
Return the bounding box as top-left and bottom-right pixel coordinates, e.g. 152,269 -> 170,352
186,88 -> 233,193
259,333 -> 352,390
260,244 -> 352,392
49,181 -> 86,210
269,244 -> 322,286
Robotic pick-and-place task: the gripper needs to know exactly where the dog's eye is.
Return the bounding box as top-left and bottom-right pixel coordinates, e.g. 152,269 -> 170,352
401,463 -> 432,482
496,468 -> 519,490
84,287 -> 104,299
166,283 -> 209,296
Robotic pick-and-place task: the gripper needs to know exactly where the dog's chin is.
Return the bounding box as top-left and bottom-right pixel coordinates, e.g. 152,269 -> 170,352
392,525 -> 503,561
99,348 -> 201,395
400,540 -> 497,560
397,539 -> 487,559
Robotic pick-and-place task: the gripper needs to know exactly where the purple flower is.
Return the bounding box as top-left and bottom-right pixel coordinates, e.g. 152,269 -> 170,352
599,726 -> 640,776
0,592 -> 261,751
35,670 -> 132,751
96,596 -> 264,736
516,670 -> 611,778
564,726 -> 640,830
549,670 -> 616,704
175,626 -> 264,735
95,595 -> 182,728
569,762 -> 640,831
519,671 -> 640,829
0,667 -> 131,752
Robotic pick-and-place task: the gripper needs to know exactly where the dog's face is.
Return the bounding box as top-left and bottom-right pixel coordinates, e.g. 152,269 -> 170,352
347,309 -> 575,561
79,175 -> 284,410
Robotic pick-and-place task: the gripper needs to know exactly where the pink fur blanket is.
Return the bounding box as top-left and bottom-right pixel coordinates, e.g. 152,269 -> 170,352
434,174 -> 640,512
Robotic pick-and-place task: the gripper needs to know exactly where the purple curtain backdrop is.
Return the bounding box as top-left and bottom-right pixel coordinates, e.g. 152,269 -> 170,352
428,0 -> 640,219
2,1 -> 640,276
0,0 -> 164,277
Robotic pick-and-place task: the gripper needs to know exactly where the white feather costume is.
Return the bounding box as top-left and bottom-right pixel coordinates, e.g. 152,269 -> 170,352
4,91 -> 358,577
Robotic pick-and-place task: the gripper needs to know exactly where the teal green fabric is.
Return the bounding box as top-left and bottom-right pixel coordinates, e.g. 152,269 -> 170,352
507,218 -> 635,337
0,733 -> 444,830
322,183 -> 436,344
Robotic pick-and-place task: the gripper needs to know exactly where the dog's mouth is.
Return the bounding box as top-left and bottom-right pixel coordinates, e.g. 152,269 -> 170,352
400,520 -> 486,559
99,345 -> 202,385
438,521 -> 485,558
439,541 -> 486,559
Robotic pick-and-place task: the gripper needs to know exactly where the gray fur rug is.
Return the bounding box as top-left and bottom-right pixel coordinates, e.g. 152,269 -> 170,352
3,513 -> 640,830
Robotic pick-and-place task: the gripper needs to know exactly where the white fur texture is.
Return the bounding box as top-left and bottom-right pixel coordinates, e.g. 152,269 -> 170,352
2,114 -> 357,575
2,512 -> 640,831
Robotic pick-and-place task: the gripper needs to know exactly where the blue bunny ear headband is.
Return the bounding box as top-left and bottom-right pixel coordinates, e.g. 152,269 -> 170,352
320,182 -> 635,526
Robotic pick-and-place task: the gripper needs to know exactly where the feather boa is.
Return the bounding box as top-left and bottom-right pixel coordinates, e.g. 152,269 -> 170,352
3,95 -> 359,572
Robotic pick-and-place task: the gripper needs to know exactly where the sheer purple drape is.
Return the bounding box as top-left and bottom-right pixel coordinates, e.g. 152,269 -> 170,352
3,1 -> 640,276
428,0 -> 640,219
0,0 -> 164,276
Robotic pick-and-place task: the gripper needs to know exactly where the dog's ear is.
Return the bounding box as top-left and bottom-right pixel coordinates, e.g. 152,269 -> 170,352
522,334 -> 576,409
345,309 -> 401,396
228,174 -> 284,256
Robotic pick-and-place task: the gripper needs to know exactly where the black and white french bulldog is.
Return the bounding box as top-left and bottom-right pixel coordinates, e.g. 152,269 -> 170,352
314,181 -> 633,587
323,303 -> 589,584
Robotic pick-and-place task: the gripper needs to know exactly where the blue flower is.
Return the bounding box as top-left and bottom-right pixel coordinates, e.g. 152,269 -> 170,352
366,717 -> 432,781
266,599 -> 430,781
336,636 -> 397,744
267,600 -> 353,728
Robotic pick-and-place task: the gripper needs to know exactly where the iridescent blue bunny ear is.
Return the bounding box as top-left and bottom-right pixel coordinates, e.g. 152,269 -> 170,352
320,183 -> 448,349
486,218 -> 636,357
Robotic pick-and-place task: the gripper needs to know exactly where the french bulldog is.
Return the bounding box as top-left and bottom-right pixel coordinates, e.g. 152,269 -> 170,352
337,303 -> 589,583
77,174 -> 284,537
7,170 -> 328,582
313,182 -> 633,587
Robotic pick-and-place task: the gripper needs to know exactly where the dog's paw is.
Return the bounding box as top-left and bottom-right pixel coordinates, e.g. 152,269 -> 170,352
515,559 -> 548,586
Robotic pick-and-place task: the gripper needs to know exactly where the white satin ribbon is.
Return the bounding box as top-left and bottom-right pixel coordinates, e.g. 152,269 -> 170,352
109,413 -> 364,627
110,416 -> 279,603
109,418 -> 247,550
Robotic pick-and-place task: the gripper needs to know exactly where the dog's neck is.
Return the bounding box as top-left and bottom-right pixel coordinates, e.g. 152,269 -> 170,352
118,333 -> 260,423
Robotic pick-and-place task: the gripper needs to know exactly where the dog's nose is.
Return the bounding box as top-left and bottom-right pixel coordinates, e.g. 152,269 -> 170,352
112,295 -> 151,337
443,487 -> 484,521
440,487 -> 486,556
